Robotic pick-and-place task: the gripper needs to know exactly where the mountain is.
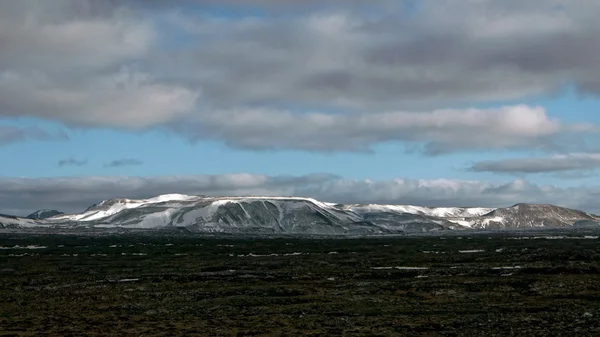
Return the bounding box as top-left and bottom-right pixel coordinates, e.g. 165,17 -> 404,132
340,204 -> 493,232
0,213 -> 48,229
457,203 -> 600,229
2,194 -> 599,234
26,209 -> 64,220
344,204 -> 494,218
47,195 -> 373,234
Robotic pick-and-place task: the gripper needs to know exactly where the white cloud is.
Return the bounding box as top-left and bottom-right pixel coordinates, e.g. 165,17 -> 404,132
0,69 -> 199,128
175,105 -> 587,153
0,1 -> 199,129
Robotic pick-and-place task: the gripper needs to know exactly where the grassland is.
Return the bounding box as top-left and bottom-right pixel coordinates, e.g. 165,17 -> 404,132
2,231 -> 600,336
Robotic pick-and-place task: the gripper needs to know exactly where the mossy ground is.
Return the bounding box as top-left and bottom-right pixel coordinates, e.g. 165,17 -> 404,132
2,232 -> 600,336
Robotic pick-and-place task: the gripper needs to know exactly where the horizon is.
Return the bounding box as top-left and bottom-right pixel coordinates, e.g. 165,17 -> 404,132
2,1 -> 600,215
13,193 -> 591,218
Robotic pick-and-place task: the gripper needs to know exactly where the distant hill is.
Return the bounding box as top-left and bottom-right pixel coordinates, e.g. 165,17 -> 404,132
26,209 -> 64,220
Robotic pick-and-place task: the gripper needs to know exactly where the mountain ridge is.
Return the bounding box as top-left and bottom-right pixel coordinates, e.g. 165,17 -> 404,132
2,194 -> 599,234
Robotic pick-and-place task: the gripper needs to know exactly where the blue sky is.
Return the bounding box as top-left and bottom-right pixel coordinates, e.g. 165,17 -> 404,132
2,90 -> 597,184
2,0 -> 600,215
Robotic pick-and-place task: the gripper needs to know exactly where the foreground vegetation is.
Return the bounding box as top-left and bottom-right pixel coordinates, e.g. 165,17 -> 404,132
2,231 -> 600,336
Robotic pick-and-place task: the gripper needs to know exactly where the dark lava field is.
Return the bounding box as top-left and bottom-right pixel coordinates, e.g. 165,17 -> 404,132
2,230 -> 600,336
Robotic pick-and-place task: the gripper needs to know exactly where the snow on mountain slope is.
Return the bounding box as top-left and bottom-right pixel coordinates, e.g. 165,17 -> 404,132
456,203 -> 599,229
47,196 -> 371,234
345,204 -> 494,218
0,214 -> 49,228
50,194 -> 202,222
4,195 -> 599,234
45,196 -> 481,233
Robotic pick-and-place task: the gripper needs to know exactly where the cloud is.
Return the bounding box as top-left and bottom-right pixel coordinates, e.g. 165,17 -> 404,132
105,158 -> 143,167
0,0 -> 599,153
58,157 -> 87,167
153,0 -> 600,110
175,105 -> 592,153
471,153 -> 600,174
1,173 -> 600,216
0,124 -> 68,145
124,0 -> 396,9
0,1 -> 199,129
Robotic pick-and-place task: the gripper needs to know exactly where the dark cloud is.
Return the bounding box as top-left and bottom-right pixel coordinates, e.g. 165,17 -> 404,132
120,0 -> 395,10
1,174 -> 600,216
58,157 -> 87,167
105,158 -> 144,167
155,0 -> 600,110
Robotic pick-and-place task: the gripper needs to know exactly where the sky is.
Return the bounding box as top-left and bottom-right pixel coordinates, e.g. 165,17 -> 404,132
2,0 -> 600,215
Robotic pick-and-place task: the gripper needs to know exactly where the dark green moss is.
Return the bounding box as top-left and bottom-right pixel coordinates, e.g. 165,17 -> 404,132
1,232 -> 600,335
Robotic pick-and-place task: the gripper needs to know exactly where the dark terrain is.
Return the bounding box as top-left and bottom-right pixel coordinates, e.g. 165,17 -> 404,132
2,230 -> 600,336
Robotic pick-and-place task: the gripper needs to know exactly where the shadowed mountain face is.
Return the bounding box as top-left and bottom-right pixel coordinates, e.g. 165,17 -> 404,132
1,195 -> 599,234
26,209 -> 64,220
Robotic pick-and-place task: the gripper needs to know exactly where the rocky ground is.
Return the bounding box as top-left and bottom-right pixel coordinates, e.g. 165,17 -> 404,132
2,231 -> 600,336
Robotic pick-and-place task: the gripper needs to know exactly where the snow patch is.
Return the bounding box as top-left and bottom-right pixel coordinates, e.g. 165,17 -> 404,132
492,266 -> 522,270
0,245 -> 47,250
372,266 -> 429,270
395,266 -> 429,270
348,204 -> 493,218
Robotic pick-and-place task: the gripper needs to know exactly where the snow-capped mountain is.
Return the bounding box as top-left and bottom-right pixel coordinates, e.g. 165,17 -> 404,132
454,203 -> 600,229
45,195 -> 374,234
0,214 -> 49,228
1,194 -> 599,234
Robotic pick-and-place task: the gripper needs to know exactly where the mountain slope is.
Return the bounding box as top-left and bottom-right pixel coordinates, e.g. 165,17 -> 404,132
49,196 -> 374,234
455,203 -> 599,229
345,204 -> 493,218
0,214 -> 48,228
3,195 -> 599,234
26,209 -> 64,220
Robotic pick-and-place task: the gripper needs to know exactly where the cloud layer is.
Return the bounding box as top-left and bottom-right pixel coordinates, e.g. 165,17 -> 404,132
178,105 -> 589,153
471,153 -> 600,174
1,0 -> 600,152
0,1 -> 198,129
1,174 -> 599,216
